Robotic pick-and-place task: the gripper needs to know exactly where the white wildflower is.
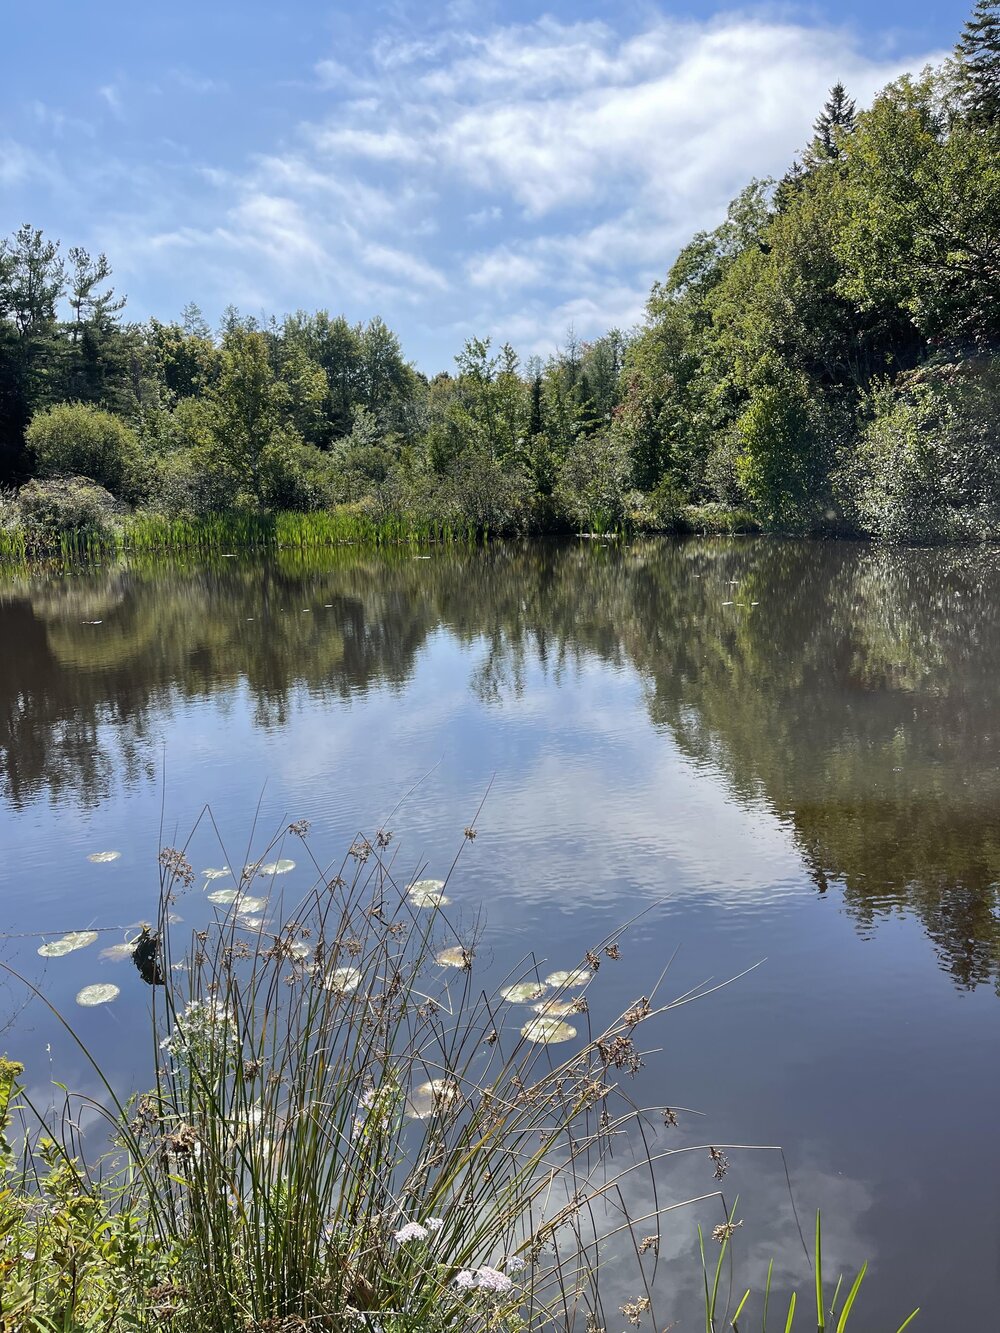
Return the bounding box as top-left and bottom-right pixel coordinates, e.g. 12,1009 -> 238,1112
393,1221 -> 429,1244
474,1266 -> 514,1293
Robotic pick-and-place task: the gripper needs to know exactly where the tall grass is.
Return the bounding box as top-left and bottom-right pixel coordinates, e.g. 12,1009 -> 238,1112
0,819 -> 924,1331
0,507 -> 479,565
141,823 -> 698,1331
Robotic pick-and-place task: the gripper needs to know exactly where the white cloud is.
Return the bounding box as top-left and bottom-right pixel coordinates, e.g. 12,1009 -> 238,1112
98,84 -> 123,117
10,10 -> 942,366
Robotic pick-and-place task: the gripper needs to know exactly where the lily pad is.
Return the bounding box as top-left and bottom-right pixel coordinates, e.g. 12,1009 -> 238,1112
435,945 -> 472,969
236,895 -> 266,914
498,982 -> 547,1004
207,888 -> 240,905
76,983 -> 120,1007
324,966 -> 362,995
544,969 -> 593,989
87,851 -> 121,864
531,999 -> 577,1018
287,940 -> 312,959
520,1017 -> 577,1045
38,931 -> 99,958
406,1078 -> 461,1119
202,867 -> 231,880
407,879 -> 448,908
99,941 -> 135,962
259,859 -> 295,876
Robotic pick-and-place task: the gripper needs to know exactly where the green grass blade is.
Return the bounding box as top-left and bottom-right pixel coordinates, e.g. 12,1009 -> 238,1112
762,1257 -> 774,1333
815,1212 -> 824,1330
835,1264 -> 867,1332
784,1290 -> 797,1333
732,1288 -> 751,1330
894,1310 -> 920,1332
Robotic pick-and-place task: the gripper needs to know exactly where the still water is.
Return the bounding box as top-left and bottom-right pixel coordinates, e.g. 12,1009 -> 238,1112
1,538 -> 998,1327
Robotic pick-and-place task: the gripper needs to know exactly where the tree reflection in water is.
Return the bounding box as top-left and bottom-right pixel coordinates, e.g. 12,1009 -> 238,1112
2,538 -> 999,992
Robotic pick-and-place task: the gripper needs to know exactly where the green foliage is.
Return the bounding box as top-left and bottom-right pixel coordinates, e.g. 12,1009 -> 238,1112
27,401 -> 142,499
839,360 -> 1000,541
958,0 -> 1000,127
735,359 -> 840,528
16,476 -> 119,544
555,429 -> 633,532
838,71 -> 1000,343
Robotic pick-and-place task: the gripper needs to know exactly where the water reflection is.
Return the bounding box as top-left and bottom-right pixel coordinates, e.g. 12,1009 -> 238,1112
2,538 -> 1000,991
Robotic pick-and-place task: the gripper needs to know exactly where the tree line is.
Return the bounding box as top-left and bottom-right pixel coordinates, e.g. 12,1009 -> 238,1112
2,1 -> 999,543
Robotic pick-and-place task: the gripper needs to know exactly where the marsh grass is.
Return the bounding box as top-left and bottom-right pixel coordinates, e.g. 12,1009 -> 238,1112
0,816 -> 923,1332
0,507 -> 478,564
139,818 -> 716,1332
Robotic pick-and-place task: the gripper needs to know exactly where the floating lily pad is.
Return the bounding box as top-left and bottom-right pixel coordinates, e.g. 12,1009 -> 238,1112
406,879 -> 448,908
238,915 -> 266,931
259,859 -> 295,876
520,1017 -> 577,1044
531,999 -> 577,1018
76,983 -> 120,1007
207,888 -> 240,905
435,946 -> 472,968
324,966 -> 362,995
202,867 -> 231,880
38,930 -> 99,958
544,969 -> 593,989
287,940 -> 312,959
406,1078 -> 461,1119
87,851 -> 121,864
236,895 -> 267,914
99,941 -> 135,962
498,982 -> 547,1004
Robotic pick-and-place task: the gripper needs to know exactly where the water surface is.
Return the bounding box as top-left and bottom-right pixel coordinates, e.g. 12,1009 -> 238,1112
1,538 -> 998,1327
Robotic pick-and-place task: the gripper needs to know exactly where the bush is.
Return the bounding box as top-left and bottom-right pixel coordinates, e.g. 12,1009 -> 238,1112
735,359 -> 839,529
15,476 -> 119,544
839,361 -> 1000,542
27,402 -> 142,500
555,430 -> 633,532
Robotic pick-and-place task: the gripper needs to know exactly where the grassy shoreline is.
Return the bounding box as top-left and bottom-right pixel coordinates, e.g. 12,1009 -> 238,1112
0,503 -> 768,565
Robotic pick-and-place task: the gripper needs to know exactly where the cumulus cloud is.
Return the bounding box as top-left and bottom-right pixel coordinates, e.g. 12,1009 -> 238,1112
6,8 -> 943,364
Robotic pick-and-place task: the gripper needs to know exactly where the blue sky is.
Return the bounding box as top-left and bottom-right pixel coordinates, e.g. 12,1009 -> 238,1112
2,1 -> 970,371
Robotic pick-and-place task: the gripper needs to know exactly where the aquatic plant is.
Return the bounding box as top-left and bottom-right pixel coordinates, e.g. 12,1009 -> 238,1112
0,819 -> 923,1331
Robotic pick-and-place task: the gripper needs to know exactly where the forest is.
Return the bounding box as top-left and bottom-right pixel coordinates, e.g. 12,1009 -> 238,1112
1,1 -> 999,548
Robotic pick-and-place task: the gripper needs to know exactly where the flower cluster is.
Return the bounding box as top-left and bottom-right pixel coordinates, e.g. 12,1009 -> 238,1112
394,1222 -> 429,1244
392,1216 -> 445,1245
453,1265 -> 515,1295
159,998 -> 237,1071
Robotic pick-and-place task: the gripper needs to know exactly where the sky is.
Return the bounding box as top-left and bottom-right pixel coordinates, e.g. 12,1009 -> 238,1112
1,1 -> 972,372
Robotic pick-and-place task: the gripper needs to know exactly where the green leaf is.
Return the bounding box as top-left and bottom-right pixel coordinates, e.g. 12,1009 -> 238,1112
836,1264 -> 867,1331
815,1212 -> 825,1329
783,1289 -> 797,1333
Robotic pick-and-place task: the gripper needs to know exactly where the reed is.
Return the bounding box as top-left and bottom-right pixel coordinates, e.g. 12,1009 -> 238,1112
0,819 -> 924,1331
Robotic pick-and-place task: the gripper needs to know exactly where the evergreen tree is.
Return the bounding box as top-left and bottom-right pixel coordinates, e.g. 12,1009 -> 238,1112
807,83 -> 857,165
958,0 -> 1000,127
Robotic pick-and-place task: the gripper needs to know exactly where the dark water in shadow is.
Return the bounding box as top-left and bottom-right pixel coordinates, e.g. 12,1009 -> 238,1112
1,537 -> 998,1327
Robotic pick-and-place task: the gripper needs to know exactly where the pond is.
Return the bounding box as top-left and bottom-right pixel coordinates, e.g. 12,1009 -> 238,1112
1,536 -> 998,1328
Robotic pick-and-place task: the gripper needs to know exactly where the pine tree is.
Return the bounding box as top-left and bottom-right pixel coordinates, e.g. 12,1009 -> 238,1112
958,0 -> 1000,128
807,83 -> 857,165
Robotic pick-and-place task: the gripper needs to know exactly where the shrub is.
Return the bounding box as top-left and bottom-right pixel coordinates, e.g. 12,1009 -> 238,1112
27,402 -> 142,500
735,360 -> 839,529
554,430 -> 633,532
15,476 -> 119,544
838,361 -> 1000,542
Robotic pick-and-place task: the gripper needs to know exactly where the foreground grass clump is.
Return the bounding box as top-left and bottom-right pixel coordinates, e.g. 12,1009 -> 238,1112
1,821 -> 921,1331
